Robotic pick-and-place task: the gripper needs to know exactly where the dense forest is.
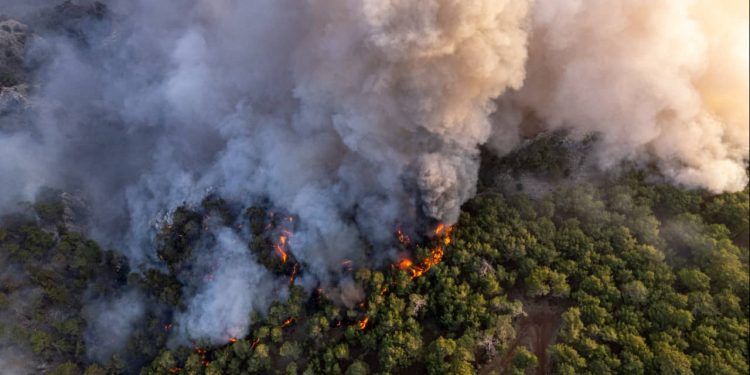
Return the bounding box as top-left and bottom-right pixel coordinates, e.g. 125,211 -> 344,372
1,133 -> 747,375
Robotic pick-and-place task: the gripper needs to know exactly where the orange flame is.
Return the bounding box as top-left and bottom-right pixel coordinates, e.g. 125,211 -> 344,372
282,317 -> 294,328
195,347 -> 209,366
338,224 -> 454,338
289,263 -> 299,285
397,258 -> 413,270
274,235 -> 288,264
358,317 -> 369,330
273,229 -> 295,264
396,224 -> 452,280
396,228 -> 412,245
228,337 -> 237,343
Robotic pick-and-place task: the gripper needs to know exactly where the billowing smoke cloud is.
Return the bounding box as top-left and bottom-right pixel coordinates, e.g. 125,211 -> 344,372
0,0 -> 530,347
491,0 -> 749,192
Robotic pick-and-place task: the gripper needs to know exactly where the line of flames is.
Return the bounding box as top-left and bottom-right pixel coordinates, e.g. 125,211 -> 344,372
269,213 -> 295,264
289,263 -> 299,285
274,229 -> 292,264
181,223 -> 453,372
397,223 -> 453,279
355,223 -> 454,331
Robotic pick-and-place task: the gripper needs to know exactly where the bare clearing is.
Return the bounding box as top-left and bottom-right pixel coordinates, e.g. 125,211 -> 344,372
481,298 -> 566,375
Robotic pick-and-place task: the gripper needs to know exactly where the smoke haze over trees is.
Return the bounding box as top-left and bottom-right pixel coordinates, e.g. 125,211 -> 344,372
0,0 -> 747,374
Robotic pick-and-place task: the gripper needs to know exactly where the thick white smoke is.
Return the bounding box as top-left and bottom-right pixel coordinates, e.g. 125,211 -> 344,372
115,0 -> 531,267
491,0 -> 749,192
0,0 -> 530,346
173,229 -> 276,345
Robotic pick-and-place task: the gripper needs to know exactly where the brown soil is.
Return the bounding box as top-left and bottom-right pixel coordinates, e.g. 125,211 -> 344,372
480,298 -> 566,375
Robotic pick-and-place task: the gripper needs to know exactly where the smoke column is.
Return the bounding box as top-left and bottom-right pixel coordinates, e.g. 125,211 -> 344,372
0,0 -> 531,346
491,0 -> 749,192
